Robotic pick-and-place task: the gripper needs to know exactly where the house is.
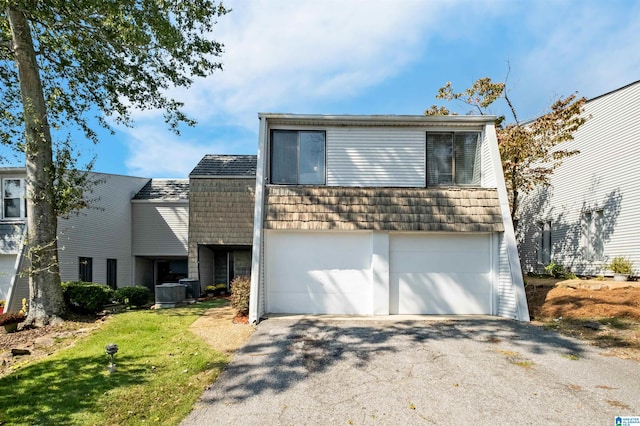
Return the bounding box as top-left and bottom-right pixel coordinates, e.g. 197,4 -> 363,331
517,80 -> 640,276
2,171 -> 188,312
248,113 -> 529,323
187,155 -> 256,293
132,179 -> 189,289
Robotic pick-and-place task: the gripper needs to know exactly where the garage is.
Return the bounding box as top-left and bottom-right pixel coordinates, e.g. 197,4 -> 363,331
265,231 -> 373,314
390,233 -> 494,315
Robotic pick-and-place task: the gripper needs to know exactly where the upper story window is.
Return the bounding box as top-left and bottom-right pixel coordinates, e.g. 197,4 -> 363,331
271,130 -> 326,184
427,132 -> 481,186
2,178 -> 26,219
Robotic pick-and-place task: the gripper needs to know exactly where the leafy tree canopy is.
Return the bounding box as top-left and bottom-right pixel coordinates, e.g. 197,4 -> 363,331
0,1 -> 228,324
425,76 -> 587,221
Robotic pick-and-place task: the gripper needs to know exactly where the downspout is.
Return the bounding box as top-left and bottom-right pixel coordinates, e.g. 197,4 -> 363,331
486,123 -> 530,321
249,115 -> 268,324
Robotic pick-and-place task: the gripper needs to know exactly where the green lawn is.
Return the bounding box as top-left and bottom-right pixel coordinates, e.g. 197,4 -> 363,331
0,299 -> 229,425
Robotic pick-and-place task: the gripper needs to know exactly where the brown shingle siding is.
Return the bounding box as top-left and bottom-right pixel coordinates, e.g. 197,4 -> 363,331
265,185 -> 504,232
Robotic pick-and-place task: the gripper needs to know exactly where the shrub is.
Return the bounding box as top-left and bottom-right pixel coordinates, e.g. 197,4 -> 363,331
609,257 -> 634,275
229,275 -> 251,315
62,281 -> 113,314
544,262 -> 565,278
114,286 -> 152,307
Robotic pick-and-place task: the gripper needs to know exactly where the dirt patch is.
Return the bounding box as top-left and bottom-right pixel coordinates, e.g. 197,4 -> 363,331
188,304 -> 254,355
526,277 -> 640,361
0,320 -> 100,377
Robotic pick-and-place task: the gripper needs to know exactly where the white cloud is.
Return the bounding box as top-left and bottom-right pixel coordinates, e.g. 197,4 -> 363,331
512,1 -> 640,119
123,126 -> 241,177
132,0 -> 451,126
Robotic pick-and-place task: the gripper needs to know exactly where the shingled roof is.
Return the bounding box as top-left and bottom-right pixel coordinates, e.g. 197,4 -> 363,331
189,154 -> 257,178
133,179 -> 189,201
265,186 -> 504,232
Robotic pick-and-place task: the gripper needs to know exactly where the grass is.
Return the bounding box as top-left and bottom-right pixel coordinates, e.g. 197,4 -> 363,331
0,299 -> 229,425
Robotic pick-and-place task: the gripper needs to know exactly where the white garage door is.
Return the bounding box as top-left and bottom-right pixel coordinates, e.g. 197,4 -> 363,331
265,231 -> 373,314
390,233 -> 493,315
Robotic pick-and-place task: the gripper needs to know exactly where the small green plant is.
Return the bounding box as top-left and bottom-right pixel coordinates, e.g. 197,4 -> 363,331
230,275 -> 251,315
114,285 -> 152,307
544,262 -> 565,278
609,256 -> 634,275
564,271 -> 578,280
62,281 -> 113,314
0,300 -> 5,308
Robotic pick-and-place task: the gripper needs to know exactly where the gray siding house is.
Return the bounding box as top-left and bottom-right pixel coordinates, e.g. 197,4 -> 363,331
249,113 -> 529,323
2,171 -> 191,311
2,171 -> 150,312
517,80 -> 640,276
132,179 -> 189,290
188,155 -> 256,293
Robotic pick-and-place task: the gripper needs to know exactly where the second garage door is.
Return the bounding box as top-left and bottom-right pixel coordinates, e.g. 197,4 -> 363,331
390,233 -> 493,315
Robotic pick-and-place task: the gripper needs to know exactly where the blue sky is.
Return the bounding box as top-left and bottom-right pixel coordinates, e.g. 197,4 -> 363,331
7,0 -> 640,178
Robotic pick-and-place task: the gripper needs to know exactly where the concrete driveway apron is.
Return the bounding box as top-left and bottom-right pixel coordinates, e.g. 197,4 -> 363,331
181,317 -> 640,425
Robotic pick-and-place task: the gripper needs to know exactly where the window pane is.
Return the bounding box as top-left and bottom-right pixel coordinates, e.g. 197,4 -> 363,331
454,132 -> 481,185
299,132 -> 325,184
79,257 -> 93,282
4,179 -> 22,218
4,179 -> 21,198
271,131 -> 298,184
427,133 -> 452,185
4,199 -> 20,218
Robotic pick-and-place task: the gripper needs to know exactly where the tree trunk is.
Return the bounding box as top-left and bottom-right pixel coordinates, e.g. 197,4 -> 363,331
7,6 -> 65,325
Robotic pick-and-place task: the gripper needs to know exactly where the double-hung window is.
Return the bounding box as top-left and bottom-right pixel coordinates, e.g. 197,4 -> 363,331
2,178 -> 26,219
270,130 -> 326,184
427,132 -> 481,186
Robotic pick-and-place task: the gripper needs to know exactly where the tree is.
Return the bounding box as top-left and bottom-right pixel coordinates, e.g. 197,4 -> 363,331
425,77 -> 587,223
1,1 -> 228,325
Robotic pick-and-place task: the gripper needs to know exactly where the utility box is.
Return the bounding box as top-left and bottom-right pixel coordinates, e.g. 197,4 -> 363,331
155,283 -> 186,308
179,278 -> 201,300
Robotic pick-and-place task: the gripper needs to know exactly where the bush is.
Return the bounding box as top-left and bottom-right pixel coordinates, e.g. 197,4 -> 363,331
544,262 -> 565,278
229,276 -> 251,315
62,281 -> 113,314
114,286 -> 152,307
609,256 -> 634,275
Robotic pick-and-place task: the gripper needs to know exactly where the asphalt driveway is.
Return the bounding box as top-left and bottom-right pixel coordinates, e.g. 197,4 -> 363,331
181,317 -> 640,425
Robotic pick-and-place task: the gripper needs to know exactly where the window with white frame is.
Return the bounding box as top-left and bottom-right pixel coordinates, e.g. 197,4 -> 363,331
537,221 -> 552,265
427,132 -> 481,186
270,130 -> 326,184
2,178 -> 26,219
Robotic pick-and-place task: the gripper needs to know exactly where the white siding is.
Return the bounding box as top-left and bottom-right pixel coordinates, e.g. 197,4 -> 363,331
326,127 -> 425,187
497,233 -> 518,318
57,173 -> 149,286
481,130 -> 497,188
0,254 -> 16,300
518,82 -> 640,275
132,202 -> 189,256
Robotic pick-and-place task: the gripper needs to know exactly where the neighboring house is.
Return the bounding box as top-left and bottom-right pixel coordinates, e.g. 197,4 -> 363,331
187,155 -> 256,294
132,179 -> 189,291
3,171 -> 150,312
249,113 -> 529,323
517,80 -> 640,276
